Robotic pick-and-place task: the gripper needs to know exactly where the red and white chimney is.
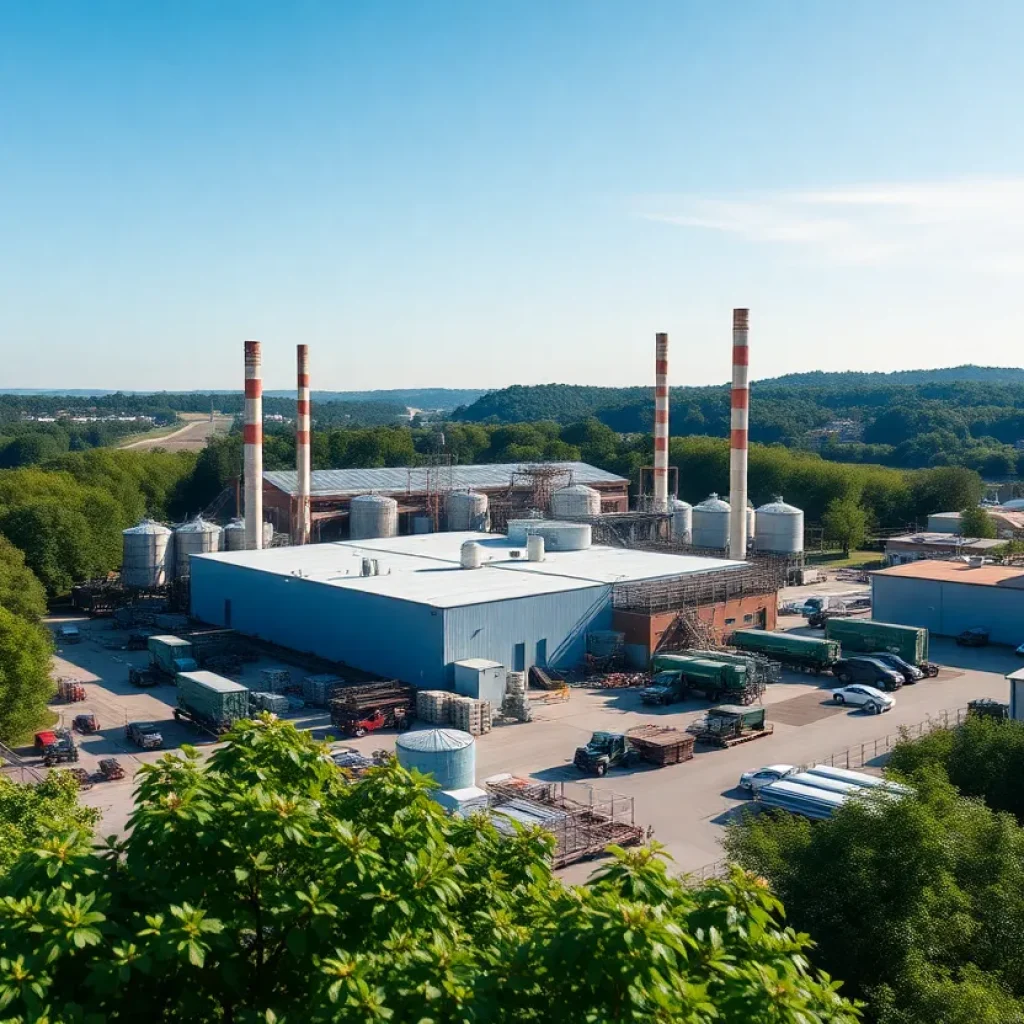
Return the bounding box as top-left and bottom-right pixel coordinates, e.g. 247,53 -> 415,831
728,309 -> 750,559
243,340 -> 264,550
653,332 -> 670,513
295,344 -> 311,545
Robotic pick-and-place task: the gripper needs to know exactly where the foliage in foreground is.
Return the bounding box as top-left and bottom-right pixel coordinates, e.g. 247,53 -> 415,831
0,607 -> 54,745
0,717 -> 858,1023
725,768 -> 1024,1024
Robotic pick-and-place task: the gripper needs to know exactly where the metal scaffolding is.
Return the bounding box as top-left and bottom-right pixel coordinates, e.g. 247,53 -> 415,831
613,560 -> 786,615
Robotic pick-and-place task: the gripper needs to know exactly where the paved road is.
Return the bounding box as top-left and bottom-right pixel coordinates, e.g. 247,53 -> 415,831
120,415 -> 232,451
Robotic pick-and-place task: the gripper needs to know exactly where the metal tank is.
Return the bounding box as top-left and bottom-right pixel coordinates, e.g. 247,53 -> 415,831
174,518 -> 223,578
349,494 -> 398,541
224,518 -> 272,551
549,484 -> 601,519
506,520 -> 592,551
395,728 -> 476,790
691,493 -> 731,550
671,499 -> 692,544
754,496 -> 804,554
460,541 -> 483,569
121,519 -> 173,588
445,491 -> 489,532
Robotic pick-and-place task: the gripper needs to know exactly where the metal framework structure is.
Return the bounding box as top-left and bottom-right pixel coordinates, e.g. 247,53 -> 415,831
488,464 -> 575,532
406,454 -> 454,531
636,465 -> 679,512
613,560 -> 786,615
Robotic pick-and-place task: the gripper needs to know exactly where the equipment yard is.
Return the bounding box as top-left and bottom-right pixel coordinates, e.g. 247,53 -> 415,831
36,607 -> 1016,881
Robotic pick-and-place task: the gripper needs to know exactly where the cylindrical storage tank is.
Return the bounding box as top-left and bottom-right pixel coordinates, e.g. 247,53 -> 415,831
549,484 -> 601,519
527,535 -> 545,561
224,519 -> 272,550
461,541 -> 483,569
121,519 -> 174,588
174,518 -> 223,578
671,499 -> 692,544
754,496 -> 804,554
349,494 -> 398,541
445,491 -> 489,532
508,520 -> 592,551
395,728 -> 476,790
691,493 -> 731,550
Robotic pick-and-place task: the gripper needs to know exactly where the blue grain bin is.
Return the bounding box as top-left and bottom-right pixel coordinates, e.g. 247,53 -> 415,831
395,728 -> 475,790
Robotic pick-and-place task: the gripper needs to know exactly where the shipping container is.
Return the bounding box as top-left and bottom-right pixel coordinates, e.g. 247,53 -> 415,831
825,618 -> 928,665
731,629 -> 840,669
175,670 -> 249,734
148,635 -> 194,676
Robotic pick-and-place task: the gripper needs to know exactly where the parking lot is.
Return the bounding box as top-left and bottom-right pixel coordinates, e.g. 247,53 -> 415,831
38,608 -> 1018,879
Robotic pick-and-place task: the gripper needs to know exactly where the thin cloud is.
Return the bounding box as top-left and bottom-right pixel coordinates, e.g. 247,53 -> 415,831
643,179 -> 1024,272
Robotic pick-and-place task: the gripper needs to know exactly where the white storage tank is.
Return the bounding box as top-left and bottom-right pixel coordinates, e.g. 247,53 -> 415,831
691,493 -> 731,550
754,496 -> 804,554
549,484 -> 601,519
122,519 -> 174,588
671,499 -> 692,544
527,534 -> 545,561
446,491 -> 489,532
396,728 -> 476,790
174,518 -> 223,578
506,520 -> 592,552
223,518 -> 273,551
460,541 -> 483,569
349,494 -> 398,540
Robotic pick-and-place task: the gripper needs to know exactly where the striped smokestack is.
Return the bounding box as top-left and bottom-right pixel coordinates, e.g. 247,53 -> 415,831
295,344 -> 311,545
243,340 -> 264,550
728,309 -> 750,559
653,332 -> 670,512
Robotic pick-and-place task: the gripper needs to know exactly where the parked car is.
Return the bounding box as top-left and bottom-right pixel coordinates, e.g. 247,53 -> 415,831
56,625 -> 81,644
831,657 -> 904,691
738,764 -> 797,792
956,628 -> 990,647
830,684 -> 895,714
126,722 -> 163,750
866,652 -> 924,683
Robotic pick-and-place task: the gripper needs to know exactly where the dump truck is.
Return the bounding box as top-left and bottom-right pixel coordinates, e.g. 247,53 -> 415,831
825,618 -> 931,670
731,629 -> 840,673
573,725 -> 694,776
687,704 -> 772,748
148,635 -> 196,678
645,653 -> 760,704
174,670 -> 249,735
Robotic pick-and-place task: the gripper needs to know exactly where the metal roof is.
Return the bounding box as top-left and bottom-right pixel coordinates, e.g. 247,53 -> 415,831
193,532 -> 746,610
263,462 -> 627,497
873,560 -> 1024,589
887,533 -> 1004,549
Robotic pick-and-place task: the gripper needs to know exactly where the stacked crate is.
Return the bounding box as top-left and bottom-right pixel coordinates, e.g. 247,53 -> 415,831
502,671 -> 531,722
259,669 -> 292,694
302,674 -> 344,707
415,690 -> 452,724
449,696 -> 492,736
250,692 -> 290,715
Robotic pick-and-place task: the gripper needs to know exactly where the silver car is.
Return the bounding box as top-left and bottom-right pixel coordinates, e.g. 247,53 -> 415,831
738,764 -> 798,792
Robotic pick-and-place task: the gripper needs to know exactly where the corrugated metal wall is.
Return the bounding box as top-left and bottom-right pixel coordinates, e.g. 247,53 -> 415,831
190,559 -> 445,687
443,585 -> 611,681
872,575 -> 1024,645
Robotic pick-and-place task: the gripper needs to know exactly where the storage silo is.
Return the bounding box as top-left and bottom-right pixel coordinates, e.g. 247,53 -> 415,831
728,498 -> 756,543
754,496 -> 804,554
549,484 -> 601,518
349,494 -> 398,540
506,520 -> 592,551
691,493 -> 731,550
395,728 -> 476,790
671,499 -> 692,543
224,518 -> 272,551
445,491 -> 489,532
121,519 -> 173,588
174,518 -> 223,578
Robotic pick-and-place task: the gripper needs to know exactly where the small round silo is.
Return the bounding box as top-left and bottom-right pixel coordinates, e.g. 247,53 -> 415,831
460,541 -> 483,569
349,494 -> 398,540
671,499 -> 692,544
174,517 -> 223,578
223,518 -> 272,551
122,519 -> 173,588
550,484 -> 601,519
754,496 -> 804,554
396,728 -> 476,790
691,493 -> 731,550
445,491 -> 489,531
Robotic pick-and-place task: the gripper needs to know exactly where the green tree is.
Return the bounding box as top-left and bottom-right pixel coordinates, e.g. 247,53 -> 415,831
0,535 -> 47,623
822,497 -> 869,556
0,606 -> 54,743
958,505 -> 996,539
0,718 -> 859,1022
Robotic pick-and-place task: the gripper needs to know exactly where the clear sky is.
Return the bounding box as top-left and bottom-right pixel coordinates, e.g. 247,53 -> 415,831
3,1 -> 1023,391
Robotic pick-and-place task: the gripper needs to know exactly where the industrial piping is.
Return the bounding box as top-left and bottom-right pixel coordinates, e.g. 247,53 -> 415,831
295,344 -> 311,544
243,340 -> 264,550
653,332 -> 670,513
728,309 -> 749,560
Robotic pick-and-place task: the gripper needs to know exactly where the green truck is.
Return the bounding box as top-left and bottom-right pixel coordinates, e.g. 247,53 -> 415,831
824,618 -> 931,668
644,653 -> 759,705
148,635 -> 197,677
731,629 -> 840,673
174,670 -> 250,735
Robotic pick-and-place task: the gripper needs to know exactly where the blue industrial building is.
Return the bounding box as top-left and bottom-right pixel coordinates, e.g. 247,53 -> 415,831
190,532 -> 743,688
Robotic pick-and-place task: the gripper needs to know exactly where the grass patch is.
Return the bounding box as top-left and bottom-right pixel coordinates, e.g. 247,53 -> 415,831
805,550 -> 885,569
9,708 -> 58,749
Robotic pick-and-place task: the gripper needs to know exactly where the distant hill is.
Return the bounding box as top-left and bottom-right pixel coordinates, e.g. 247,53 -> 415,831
759,366 -> 1024,387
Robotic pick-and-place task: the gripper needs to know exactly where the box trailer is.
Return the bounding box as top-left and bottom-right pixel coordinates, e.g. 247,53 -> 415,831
148,635 -> 195,676
647,654 -> 758,703
731,629 -> 840,672
175,670 -> 249,735
825,618 -> 929,666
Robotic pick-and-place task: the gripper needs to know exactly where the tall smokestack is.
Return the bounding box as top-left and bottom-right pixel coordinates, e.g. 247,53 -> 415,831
729,309 -> 750,560
295,344 -> 311,545
653,332 -> 670,512
244,340 -> 264,550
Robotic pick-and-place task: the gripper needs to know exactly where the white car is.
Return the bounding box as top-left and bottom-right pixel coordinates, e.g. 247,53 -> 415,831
738,764 -> 798,792
830,684 -> 895,714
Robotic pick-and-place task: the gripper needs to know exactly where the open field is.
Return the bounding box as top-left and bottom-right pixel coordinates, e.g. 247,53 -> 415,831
119,413 -> 233,451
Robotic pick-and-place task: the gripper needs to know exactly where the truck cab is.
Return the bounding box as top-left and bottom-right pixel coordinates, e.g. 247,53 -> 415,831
641,671 -> 684,705
573,731 -> 635,776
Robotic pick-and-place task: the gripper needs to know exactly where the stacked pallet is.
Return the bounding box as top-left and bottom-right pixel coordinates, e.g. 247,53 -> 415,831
415,690 -> 452,724
625,725 -> 695,766
302,674 -> 344,707
260,668 -> 292,693
502,671 -> 531,722
330,680 -> 415,727
449,696 -> 492,736
250,692 -> 290,715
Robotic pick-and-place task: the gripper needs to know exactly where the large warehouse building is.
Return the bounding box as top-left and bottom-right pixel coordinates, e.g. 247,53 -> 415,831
190,530 -> 775,687
872,560 -> 1024,645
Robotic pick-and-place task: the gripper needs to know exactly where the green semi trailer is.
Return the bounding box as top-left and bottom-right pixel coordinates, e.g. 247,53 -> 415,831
731,629 -> 840,672
825,618 -> 930,668
644,653 -> 760,705
175,670 -> 250,735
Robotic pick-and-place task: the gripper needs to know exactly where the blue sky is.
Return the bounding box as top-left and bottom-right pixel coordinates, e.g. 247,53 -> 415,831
2,1 -> 1023,391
